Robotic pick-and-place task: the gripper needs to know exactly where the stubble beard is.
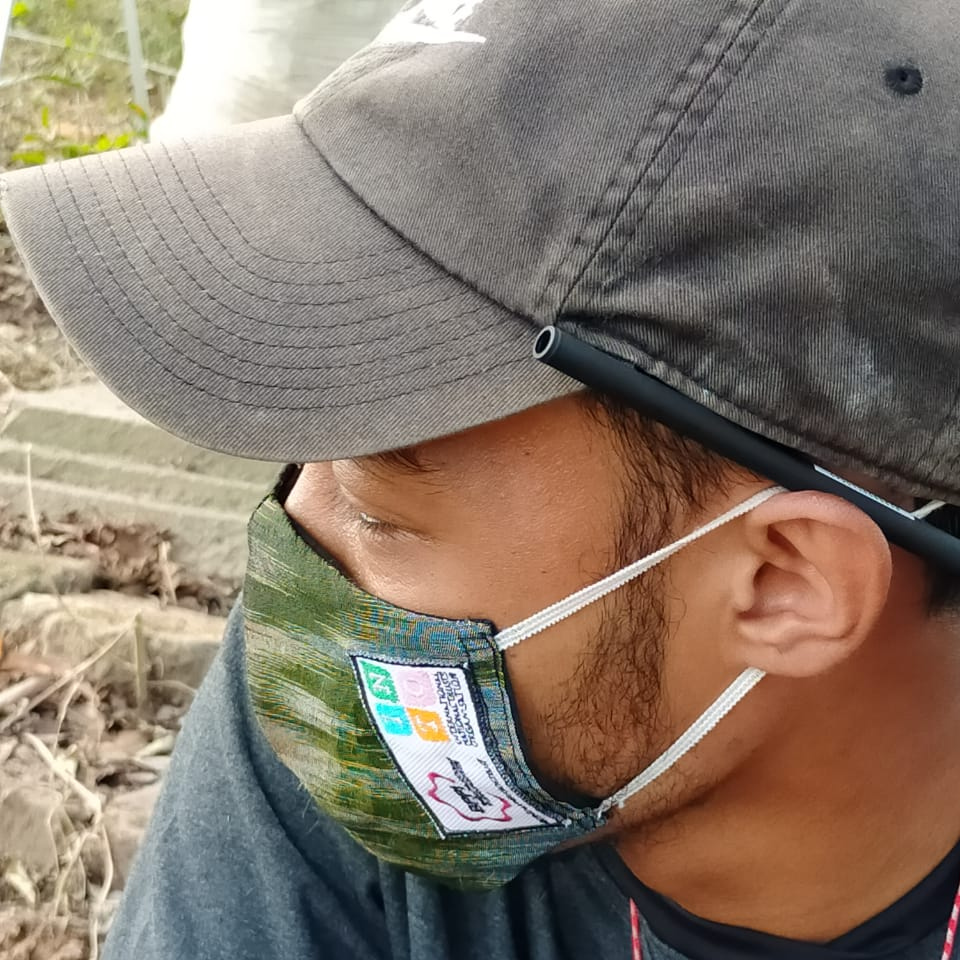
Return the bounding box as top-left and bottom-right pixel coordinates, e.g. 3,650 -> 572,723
538,561 -> 673,803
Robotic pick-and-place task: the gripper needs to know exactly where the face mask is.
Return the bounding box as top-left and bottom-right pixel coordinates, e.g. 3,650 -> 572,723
243,487 -> 781,890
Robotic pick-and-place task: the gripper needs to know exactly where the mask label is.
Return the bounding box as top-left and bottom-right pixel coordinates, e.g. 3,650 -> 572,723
354,657 -> 559,836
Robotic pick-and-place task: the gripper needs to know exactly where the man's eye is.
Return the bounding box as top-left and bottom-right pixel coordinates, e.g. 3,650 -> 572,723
356,512 -> 399,537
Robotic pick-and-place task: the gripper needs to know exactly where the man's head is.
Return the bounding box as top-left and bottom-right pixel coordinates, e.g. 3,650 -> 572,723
282,388 -> 934,837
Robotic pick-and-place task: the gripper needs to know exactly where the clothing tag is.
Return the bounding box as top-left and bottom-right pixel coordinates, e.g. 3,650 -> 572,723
354,657 -> 559,836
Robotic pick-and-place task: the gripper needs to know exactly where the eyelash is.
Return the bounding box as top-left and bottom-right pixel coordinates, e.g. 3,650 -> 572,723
356,512 -> 399,538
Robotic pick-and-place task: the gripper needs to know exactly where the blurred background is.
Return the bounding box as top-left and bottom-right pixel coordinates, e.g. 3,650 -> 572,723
0,1 -> 401,955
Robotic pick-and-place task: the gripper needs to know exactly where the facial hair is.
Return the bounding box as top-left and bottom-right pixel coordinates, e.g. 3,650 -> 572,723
535,559 -> 671,801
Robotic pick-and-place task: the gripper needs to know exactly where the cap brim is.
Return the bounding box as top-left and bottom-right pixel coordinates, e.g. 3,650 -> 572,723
0,114 -> 572,461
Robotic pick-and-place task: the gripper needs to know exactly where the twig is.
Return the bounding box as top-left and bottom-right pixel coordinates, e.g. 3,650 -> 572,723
54,676 -> 82,737
23,443 -> 85,627
88,824 -> 114,960
2,861 -> 37,907
22,731 -> 102,820
156,539 -> 177,606
24,443 -> 41,550
0,625 -> 129,734
132,613 -> 147,714
46,824 -> 93,925
0,675 -> 48,712
0,370 -> 15,434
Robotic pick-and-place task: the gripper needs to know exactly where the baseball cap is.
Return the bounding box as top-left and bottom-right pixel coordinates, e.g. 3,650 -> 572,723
2,0 -> 959,503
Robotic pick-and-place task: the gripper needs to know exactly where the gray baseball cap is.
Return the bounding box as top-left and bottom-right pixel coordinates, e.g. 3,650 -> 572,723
3,0 -> 960,502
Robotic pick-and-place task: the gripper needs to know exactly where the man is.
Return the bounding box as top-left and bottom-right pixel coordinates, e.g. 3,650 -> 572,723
3,0 -> 960,957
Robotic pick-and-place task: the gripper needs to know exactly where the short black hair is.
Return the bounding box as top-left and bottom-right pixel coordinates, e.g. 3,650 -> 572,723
587,391 -> 960,616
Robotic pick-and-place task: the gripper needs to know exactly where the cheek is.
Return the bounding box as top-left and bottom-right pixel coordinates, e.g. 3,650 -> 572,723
500,602 -> 631,797
502,610 -> 601,715
358,536 -> 598,629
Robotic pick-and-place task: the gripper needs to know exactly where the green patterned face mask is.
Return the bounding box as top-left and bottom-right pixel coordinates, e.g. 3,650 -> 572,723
244,488 -> 780,890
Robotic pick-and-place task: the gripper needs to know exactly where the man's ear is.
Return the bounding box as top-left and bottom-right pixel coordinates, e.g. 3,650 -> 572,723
729,491 -> 893,678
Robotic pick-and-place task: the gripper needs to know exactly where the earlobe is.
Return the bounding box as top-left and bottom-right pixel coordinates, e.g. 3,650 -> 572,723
731,492 -> 893,678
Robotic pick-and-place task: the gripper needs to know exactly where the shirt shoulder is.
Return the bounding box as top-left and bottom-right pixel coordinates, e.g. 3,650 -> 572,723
103,606 -> 389,960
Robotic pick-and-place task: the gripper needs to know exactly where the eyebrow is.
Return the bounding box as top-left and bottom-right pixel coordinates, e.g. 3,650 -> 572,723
351,447 -> 443,481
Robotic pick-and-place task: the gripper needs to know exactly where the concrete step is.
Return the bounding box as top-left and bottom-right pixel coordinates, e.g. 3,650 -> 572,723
1,383 -> 280,580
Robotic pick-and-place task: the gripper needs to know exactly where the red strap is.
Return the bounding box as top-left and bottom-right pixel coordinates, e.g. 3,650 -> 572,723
630,899 -> 642,960
941,878 -> 960,960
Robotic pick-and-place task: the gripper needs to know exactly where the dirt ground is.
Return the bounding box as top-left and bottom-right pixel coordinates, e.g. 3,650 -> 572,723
0,626 -> 192,960
0,500 -> 238,959
1,0 -> 186,391
0,225 -> 91,392
1,4 -> 204,954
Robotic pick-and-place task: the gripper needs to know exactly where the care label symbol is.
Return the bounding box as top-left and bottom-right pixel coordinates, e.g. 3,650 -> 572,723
407,708 -> 449,742
361,661 -> 399,704
375,702 -> 412,736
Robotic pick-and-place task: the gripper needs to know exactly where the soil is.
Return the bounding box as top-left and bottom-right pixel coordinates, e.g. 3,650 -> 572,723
0,224 -> 90,392
0,508 -> 240,617
0,7 -> 203,953
0,510 -> 237,957
0,637 -> 189,960
0,511 -> 238,960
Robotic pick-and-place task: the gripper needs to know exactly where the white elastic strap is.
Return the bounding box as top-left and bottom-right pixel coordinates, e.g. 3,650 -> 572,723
912,500 -> 947,520
598,666 -> 766,814
814,467 -> 949,523
494,487 -> 785,651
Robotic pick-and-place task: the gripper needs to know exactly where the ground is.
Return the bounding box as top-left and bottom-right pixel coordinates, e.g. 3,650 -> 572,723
0,4 -> 220,956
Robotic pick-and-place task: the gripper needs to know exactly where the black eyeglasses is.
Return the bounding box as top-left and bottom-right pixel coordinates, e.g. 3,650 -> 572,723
533,325 -> 960,576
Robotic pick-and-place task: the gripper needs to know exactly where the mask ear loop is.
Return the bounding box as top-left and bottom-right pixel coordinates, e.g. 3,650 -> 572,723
598,667 -> 764,814
596,496 -> 950,816
494,487 -> 785,651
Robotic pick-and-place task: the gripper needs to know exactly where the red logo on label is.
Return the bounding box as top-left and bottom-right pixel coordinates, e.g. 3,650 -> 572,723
426,771 -> 513,823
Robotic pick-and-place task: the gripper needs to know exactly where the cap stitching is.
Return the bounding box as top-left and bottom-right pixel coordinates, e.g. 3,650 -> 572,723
290,109 -> 539,327
64,160 -> 513,375
535,9 -> 731,315
567,0 -> 795,309
166,139 -> 407,268
537,0 -> 772,317
79,156 -> 488,344
107,150 -> 464,317
45,163 -> 531,403
599,0 -> 797,285
145,148 -> 420,292
124,151 -> 433,299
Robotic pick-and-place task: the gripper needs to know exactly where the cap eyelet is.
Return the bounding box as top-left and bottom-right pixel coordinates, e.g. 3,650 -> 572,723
885,64 -> 923,96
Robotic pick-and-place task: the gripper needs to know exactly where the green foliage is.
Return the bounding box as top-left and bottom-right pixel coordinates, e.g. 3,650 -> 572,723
9,107 -> 136,167
2,0 -> 187,167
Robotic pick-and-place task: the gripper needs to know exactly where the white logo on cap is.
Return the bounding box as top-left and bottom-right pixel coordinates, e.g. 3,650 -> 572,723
374,0 -> 486,46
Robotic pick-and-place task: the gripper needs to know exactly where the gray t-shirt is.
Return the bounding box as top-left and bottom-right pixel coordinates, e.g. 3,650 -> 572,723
101,608 -> 950,960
